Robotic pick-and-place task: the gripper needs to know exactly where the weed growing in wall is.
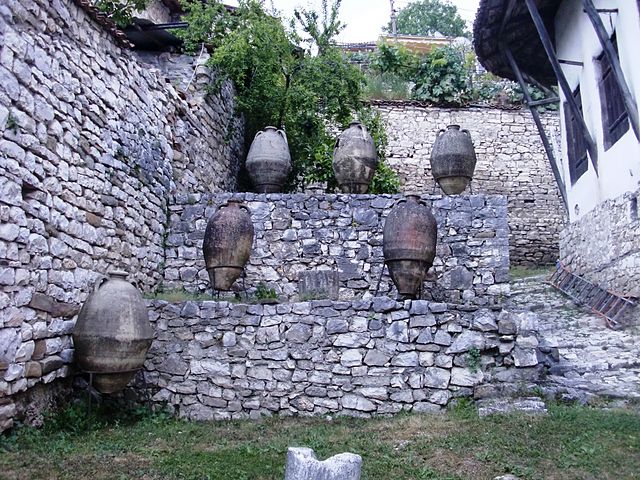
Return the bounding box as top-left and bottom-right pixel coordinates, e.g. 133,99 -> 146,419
466,347 -> 481,373
4,111 -> 19,133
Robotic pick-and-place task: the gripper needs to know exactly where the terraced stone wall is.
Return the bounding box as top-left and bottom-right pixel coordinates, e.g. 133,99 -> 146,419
376,102 -> 566,266
163,193 -> 511,307
559,189 -> 640,298
0,0 -> 243,431
144,298 -> 546,420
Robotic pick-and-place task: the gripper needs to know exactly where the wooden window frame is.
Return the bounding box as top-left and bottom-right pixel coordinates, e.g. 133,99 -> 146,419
564,86 -> 588,184
597,33 -> 630,150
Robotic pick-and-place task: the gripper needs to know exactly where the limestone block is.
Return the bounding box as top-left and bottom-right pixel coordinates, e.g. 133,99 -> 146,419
446,331 -> 486,354
284,447 -> 362,480
341,394 -> 375,412
450,367 -> 484,387
423,367 -> 451,389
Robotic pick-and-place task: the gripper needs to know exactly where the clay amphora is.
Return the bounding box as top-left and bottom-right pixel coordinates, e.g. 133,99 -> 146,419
246,126 -> 291,193
430,125 -> 477,195
333,122 -> 379,193
203,199 -> 254,291
73,270 -> 153,393
383,195 -> 437,299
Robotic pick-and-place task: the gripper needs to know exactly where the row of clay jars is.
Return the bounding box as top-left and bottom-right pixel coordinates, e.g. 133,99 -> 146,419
72,198 -> 255,395
245,123 -> 477,195
71,131 -> 457,395
203,195 -> 436,300
245,123 -> 379,194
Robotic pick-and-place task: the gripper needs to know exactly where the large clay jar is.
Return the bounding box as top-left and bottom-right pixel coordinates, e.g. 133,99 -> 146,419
246,126 -> 291,193
383,195 -> 438,299
203,199 -> 254,291
430,125 -> 477,195
333,122 -> 379,193
73,271 -> 153,394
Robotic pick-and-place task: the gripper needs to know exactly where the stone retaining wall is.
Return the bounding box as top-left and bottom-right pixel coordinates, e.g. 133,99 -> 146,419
144,299 -> 544,420
559,189 -> 640,298
376,103 -> 566,265
163,193 -> 511,307
0,0 -> 242,431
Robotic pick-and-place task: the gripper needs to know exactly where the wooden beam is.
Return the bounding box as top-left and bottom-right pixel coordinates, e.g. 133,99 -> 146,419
528,97 -> 560,107
582,0 -> 640,142
522,73 -> 557,98
524,0 -> 598,174
502,46 -> 568,211
559,59 -> 583,66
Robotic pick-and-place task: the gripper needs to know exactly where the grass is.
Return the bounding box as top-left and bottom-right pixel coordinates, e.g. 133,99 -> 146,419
1,401 -> 639,480
144,288 -> 214,302
510,265 -> 554,280
144,288 -> 277,304
364,72 -> 412,101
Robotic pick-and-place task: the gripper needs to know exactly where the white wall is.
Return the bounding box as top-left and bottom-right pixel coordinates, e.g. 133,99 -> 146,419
555,0 -> 640,221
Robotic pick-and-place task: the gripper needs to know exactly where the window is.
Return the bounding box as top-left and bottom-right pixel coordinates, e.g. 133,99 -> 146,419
597,33 -> 629,150
564,87 -> 588,184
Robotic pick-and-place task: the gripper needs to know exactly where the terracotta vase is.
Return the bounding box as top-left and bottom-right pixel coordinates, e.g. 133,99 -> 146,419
430,125 -> 477,195
333,122 -> 379,193
73,271 -> 153,393
383,195 -> 438,299
246,126 -> 291,193
203,199 -> 254,291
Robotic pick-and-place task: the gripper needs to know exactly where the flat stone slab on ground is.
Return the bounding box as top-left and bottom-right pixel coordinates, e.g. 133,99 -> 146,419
284,447 -> 362,480
477,397 -> 548,417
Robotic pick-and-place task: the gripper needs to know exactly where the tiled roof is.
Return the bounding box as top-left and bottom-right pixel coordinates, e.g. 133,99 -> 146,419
73,0 -> 134,49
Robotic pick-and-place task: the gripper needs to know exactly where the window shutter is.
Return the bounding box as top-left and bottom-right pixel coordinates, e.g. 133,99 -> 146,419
597,33 -> 630,150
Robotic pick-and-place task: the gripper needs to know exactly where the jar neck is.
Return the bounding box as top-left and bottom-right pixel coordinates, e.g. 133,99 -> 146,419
108,270 -> 128,280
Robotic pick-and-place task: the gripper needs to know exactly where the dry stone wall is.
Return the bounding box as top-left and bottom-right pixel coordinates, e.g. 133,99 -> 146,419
163,193 -> 511,307
559,189 -> 640,298
376,102 -> 566,265
145,298 -> 545,420
0,0 -> 242,431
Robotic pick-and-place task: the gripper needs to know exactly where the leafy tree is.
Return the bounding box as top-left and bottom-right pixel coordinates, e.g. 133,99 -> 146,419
293,0 -> 345,55
174,0 -> 235,54
93,0 -> 149,27
413,44 -> 470,105
389,0 -> 468,38
371,42 -> 420,80
177,0 -> 399,193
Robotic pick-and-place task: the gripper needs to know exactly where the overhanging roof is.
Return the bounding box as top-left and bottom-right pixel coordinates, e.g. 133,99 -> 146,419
473,0 -> 562,86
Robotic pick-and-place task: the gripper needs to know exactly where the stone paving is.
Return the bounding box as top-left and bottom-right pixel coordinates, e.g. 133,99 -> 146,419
508,274 -> 640,403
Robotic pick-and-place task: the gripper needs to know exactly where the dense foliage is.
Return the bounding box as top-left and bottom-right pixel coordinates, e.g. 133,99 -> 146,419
388,0 -> 468,38
365,41 -> 557,110
177,0 -> 399,193
412,44 -> 470,105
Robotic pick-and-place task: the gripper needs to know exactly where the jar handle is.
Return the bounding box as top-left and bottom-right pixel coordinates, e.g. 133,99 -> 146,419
437,129 -> 445,136
130,278 -> 142,291
277,129 -> 288,144
254,131 -> 263,140
93,275 -> 108,292
462,129 -> 471,136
